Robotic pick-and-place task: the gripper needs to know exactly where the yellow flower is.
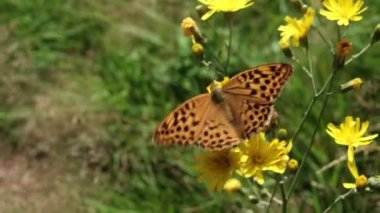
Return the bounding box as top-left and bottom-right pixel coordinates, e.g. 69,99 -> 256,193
343,156 -> 368,189
194,149 -> 241,191
206,77 -> 230,93
223,178 -> 242,193
237,133 -> 292,184
197,0 -> 254,20
326,116 -> 378,147
278,8 -> 314,47
319,0 -> 367,26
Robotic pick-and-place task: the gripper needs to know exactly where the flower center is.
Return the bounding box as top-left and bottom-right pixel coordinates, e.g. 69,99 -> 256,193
253,155 -> 264,165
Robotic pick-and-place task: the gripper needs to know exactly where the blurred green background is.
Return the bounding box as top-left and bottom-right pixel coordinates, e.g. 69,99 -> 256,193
0,0 -> 379,212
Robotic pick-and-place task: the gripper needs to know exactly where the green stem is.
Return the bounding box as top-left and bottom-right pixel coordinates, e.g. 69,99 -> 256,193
313,26 -> 334,54
286,67 -> 339,201
280,182 -> 287,213
291,57 -> 312,76
345,42 -> 371,66
225,14 -> 233,73
265,176 -> 280,213
292,71 -> 333,143
291,97 -> 316,142
306,39 -> 317,94
322,189 -> 355,213
337,25 -> 341,40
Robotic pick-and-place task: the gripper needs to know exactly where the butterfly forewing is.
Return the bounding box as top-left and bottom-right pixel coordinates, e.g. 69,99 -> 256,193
225,93 -> 274,138
154,94 -> 210,147
222,63 -> 293,104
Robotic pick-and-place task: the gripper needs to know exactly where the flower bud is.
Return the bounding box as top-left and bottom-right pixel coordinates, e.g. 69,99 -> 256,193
356,175 -> 368,189
181,17 -> 197,37
223,178 -> 242,193
334,38 -> 352,69
340,78 -> 363,93
192,42 -> 204,59
278,128 -> 288,140
181,17 -> 207,45
371,24 -> 380,45
279,40 -> 293,59
287,159 -> 299,171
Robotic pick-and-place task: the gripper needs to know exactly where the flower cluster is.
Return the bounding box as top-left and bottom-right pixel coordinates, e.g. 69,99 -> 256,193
277,0 -> 367,51
194,133 -> 292,191
181,17 -> 206,59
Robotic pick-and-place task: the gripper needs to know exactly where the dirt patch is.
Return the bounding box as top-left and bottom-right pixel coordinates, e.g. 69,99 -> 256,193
0,65 -> 117,212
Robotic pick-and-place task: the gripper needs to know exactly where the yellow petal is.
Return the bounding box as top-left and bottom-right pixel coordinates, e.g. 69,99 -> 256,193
201,9 -> 216,21
343,182 -> 356,189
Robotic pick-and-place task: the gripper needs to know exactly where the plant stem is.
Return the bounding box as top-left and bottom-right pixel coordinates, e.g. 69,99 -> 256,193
286,67 -> 339,201
265,176 -> 280,213
291,97 -> 316,142
345,42 -> 371,66
291,57 -> 312,76
313,26 -> 334,54
225,14 -> 232,73
280,181 -> 287,213
306,39 -> 317,94
322,189 -> 355,213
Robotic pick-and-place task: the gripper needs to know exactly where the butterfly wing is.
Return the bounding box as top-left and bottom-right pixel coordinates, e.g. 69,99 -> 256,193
222,63 -> 293,104
224,94 -> 274,138
153,94 -> 241,150
153,94 -> 210,147
195,103 -> 241,150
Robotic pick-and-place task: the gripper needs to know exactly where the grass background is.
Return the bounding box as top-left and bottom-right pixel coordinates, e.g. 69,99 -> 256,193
0,0 -> 379,212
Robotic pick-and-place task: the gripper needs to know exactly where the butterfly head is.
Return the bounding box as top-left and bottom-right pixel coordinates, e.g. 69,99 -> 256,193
206,77 -> 230,93
208,77 -> 230,104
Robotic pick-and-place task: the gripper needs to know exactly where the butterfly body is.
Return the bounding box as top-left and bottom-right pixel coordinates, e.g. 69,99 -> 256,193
154,63 -> 293,150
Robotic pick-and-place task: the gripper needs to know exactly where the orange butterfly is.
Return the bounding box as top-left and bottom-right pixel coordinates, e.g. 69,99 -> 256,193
153,63 -> 293,150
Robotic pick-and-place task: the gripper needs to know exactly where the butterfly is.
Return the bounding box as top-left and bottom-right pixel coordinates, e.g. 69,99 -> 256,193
153,63 -> 293,150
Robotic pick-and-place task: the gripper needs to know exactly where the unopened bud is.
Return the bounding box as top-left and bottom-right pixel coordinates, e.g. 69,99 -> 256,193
192,42 -> 204,59
340,78 -> 363,93
279,40 -> 293,59
181,17 -> 207,44
371,24 -> 380,45
356,175 -> 368,189
278,128 -> 288,140
181,17 -> 197,37
334,38 -> 352,69
223,178 -> 242,193
288,159 -> 299,171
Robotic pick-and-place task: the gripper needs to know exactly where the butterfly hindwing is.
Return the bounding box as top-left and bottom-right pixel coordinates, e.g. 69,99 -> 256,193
222,63 -> 293,104
195,104 -> 241,150
225,94 -> 274,138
